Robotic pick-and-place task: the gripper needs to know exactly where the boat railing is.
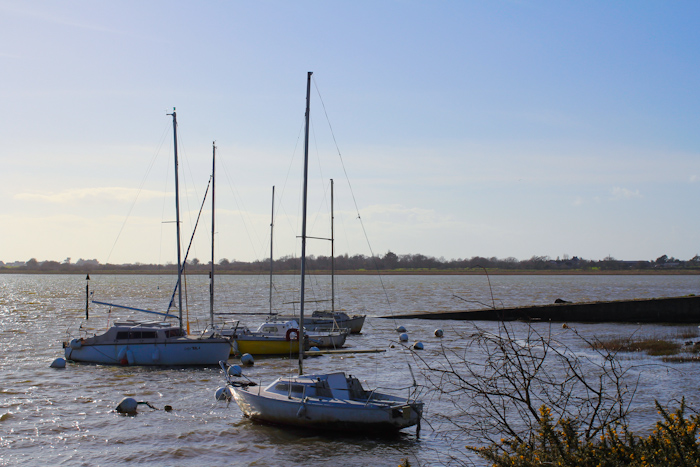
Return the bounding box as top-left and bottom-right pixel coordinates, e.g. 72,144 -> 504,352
363,389 -> 377,407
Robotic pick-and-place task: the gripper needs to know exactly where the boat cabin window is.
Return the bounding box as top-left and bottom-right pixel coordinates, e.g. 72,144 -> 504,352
116,331 -> 158,340
165,329 -> 184,338
314,381 -> 332,398
273,383 -> 306,397
261,326 -> 279,333
347,377 -> 370,399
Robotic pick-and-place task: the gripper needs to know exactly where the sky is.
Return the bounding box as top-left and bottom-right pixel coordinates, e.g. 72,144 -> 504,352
1,1 -> 699,265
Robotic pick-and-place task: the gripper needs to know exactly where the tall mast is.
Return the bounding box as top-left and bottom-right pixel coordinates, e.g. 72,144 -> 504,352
210,141 -> 216,327
331,179 -> 335,314
299,71 -> 312,376
269,185 -> 275,316
167,108 -> 184,332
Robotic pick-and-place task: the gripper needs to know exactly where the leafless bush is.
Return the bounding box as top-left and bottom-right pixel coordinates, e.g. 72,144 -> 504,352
414,322 -> 638,465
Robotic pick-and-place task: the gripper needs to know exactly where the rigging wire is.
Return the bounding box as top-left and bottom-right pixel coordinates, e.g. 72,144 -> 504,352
219,158 -> 265,262
105,119 -> 171,265
311,77 -> 395,317
269,118 -> 306,311
158,132 -> 172,268
178,127 -> 201,262
311,76 -> 421,385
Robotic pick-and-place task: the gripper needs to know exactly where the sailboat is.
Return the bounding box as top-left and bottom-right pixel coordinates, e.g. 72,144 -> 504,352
220,319 -> 309,356
272,179 -> 365,335
215,188 -> 309,356
217,185 -> 342,354
256,183 -> 348,349
225,72 -> 423,432
63,110 -> 232,366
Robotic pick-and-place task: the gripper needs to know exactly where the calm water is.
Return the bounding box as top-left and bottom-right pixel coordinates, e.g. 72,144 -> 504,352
1,273 -> 699,466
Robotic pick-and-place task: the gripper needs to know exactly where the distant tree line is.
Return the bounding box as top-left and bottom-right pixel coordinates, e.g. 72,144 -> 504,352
2,252 -> 700,273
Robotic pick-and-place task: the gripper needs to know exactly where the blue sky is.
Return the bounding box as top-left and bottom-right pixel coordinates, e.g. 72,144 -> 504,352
1,1 -> 699,264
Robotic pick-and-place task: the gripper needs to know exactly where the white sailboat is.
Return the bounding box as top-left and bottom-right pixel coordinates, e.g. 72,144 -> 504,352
258,182 -> 348,349
271,179 -> 366,335
214,186 -> 309,356
225,72 -> 423,432
63,110 -> 231,366
255,317 -> 347,349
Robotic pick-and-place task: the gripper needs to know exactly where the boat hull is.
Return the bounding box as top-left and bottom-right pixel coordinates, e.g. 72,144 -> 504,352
231,385 -> 422,432
276,314 -> 366,334
307,332 -> 347,349
232,337 -> 305,356
64,338 -> 231,366
310,315 -> 365,334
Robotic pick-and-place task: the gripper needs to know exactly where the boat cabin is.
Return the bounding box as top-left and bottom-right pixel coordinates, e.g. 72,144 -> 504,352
80,320 -> 185,344
265,373 -> 371,401
256,320 -> 299,336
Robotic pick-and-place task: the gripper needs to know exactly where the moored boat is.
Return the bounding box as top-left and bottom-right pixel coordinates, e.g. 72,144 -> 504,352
64,320 -> 231,366
62,110 -> 231,366
257,318 -> 348,349
274,310 -> 365,334
229,371 -> 422,432
219,320 -> 308,356
225,72 -> 423,433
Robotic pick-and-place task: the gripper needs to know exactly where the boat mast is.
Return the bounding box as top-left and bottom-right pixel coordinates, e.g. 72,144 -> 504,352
299,71 -> 312,376
331,178 -> 335,314
210,141 -> 216,328
269,185 -> 275,316
167,108 -> 184,332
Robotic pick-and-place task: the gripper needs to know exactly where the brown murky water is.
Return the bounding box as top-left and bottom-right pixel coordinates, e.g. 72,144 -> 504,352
1,273 -> 699,466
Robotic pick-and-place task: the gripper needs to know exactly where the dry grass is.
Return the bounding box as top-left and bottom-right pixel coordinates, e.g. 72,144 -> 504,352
663,355 -> 700,363
673,326 -> 700,339
591,327 -> 700,357
591,337 -> 681,356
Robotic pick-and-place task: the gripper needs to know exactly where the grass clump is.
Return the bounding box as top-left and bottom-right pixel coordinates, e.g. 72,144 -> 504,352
591,327 -> 700,357
592,336 -> 681,356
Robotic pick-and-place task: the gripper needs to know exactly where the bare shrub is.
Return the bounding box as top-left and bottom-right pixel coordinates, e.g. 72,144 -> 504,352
414,322 -> 637,465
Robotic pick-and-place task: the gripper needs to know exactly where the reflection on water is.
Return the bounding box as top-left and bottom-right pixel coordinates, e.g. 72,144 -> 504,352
0,273 -> 699,466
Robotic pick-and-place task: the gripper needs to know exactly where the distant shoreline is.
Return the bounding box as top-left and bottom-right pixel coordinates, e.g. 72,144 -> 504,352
2,269 -> 699,276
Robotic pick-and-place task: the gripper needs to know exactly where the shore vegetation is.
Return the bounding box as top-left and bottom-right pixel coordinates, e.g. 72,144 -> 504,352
591,328 -> 700,357
2,252 -> 700,274
413,322 -> 700,466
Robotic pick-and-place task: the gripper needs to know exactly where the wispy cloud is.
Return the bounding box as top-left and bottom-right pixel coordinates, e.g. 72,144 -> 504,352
359,204 -> 453,224
1,3 -> 125,35
14,187 -> 167,203
610,187 -> 642,200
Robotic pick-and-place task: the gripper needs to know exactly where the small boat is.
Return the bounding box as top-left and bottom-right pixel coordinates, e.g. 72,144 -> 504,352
218,320 -> 309,356
227,371 -> 422,432
275,310 -> 365,334
257,318 -> 348,349
219,185 -> 345,354
271,180 -> 366,335
225,72 -> 423,432
63,110 -> 231,366
64,320 -> 230,366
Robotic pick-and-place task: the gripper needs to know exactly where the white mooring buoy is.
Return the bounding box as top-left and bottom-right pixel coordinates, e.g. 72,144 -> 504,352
240,353 -> 255,366
215,387 -> 232,401
227,364 -> 242,377
399,333 -> 409,342
434,329 -> 444,338
115,397 -> 139,414
413,342 -> 424,350
396,325 -> 407,333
